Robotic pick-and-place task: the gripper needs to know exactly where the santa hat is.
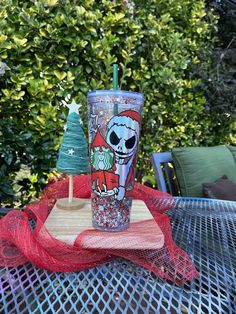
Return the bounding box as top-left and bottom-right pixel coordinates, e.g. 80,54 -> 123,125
119,110 -> 141,124
91,130 -> 110,149
107,110 -> 141,132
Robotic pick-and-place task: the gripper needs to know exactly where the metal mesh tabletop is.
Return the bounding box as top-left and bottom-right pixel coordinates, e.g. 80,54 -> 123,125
1,198 -> 236,314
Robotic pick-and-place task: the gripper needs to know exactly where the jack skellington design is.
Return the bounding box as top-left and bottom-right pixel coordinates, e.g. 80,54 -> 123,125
91,110 -> 141,201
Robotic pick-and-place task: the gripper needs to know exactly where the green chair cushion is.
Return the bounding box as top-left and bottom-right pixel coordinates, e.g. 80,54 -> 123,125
172,145 -> 236,197
227,145 -> 236,163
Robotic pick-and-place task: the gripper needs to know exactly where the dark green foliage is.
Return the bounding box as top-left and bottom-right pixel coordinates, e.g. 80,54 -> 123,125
0,118 -> 29,206
0,0 -> 232,205
205,0 -> 236,120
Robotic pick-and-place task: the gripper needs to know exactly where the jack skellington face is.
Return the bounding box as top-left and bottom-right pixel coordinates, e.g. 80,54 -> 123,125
106,111 -> 140,161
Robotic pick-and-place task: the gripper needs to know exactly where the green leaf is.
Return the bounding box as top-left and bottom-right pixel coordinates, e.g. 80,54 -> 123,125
0,184 -> 14,196
43,0 -> 58,7
142,175 -> 156,186
54,70 -> 67,80
0,34 -> 7,42
12,36 -> 27,46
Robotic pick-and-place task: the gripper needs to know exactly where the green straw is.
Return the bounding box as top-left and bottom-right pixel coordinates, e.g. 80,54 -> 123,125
113,64 -> 118,90
113,64 -> 118,114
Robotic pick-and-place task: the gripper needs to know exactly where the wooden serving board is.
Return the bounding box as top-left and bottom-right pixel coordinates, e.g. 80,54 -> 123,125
44,199 -> 164,250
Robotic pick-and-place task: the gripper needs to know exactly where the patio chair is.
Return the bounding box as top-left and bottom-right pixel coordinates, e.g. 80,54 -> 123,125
151,152 -> 180,196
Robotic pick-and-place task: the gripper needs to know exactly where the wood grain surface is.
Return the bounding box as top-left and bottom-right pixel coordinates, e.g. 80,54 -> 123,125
44,199 -> 164,250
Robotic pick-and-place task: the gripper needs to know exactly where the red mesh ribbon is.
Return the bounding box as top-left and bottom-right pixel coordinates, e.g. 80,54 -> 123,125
0,175 -> 198,285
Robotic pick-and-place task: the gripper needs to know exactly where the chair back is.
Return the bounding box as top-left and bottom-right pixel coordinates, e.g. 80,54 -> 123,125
151,152 -> 180,195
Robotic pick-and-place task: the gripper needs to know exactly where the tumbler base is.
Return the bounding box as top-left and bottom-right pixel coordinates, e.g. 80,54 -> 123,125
92,222 -> 130,232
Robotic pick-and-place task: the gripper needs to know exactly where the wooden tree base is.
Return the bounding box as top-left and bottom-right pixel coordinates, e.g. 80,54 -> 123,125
56,198 -> 86,210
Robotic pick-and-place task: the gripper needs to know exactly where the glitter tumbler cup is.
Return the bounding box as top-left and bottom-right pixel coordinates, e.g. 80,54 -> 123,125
88,90 -> 144,232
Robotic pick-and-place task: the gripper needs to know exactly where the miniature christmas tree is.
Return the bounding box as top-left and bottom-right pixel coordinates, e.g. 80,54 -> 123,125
56,100 -> 89,209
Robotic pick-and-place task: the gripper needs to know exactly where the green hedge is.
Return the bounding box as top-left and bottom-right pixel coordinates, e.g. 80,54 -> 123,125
0,0 -> 234,206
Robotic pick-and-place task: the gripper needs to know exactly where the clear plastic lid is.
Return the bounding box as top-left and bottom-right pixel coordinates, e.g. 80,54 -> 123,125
88,90 -> 144,101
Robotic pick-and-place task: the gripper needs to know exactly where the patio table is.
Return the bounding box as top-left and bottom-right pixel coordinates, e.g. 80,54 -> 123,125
0,197 -> 236,314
